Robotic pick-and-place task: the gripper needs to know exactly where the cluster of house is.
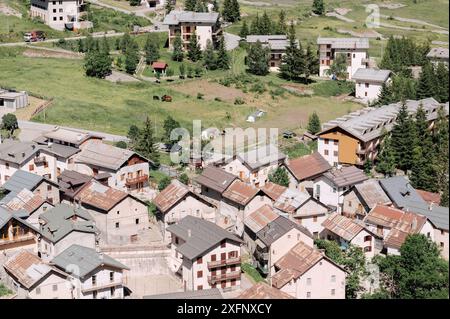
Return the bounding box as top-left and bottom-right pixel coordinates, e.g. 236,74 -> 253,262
0,127 -> 154,298
0,89 -> 29,112
150,133 -> 448,299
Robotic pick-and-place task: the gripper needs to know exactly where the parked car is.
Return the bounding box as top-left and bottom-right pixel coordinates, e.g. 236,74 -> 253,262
24,30 -> 46,42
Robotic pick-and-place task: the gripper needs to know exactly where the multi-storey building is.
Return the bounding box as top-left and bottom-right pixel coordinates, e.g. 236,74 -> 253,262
245,35 -> 291,71
163,10 -> 222,51
30,0 -> 90,31
167,216 -> 242,291
317,37 -> 369,79
353,68 -> 391,104
316,98 -> 449,167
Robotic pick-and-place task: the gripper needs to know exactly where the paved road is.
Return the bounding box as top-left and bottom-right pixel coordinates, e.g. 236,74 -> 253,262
18,120 -> 129,143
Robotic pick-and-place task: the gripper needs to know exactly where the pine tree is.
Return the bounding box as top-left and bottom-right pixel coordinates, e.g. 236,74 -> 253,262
120,33 -> 131,53
203,39 -> 217,70
435,63 -> 449,102
194,0 -> 206,12
440,179 -> 449,207
172,33 -> 184,62
280,24 -> 304,81
325,53 -> 348,80
375,82 -> 394,106
307,111 -> 321,135
179,63 -> 186,79
390,101 -> 415,172
268,167 -> 290,187
187,31 -> 202,62
239,20 -> 249,38
163,115 -> 180,145
212,0 -> 219,12
84,48 -> 112,78
144,36 -> 160,65
129,0 -> 140,6
304,43 -> 317,83
277,10 -> 287,34
222,0 -> 240,22
260,11 -> 272,35
77,38 -> 85,53
434,105 -> 449,197
101,36 -> 110,55
250,14 -> 260,35
165,0 -> 174,14
312,0 -> 325,15
375,133 -> 396,176
185,0 -> 196,11
246,40 -> 270,75
135,117 -> 160,167
216,35 -> 229,70
124,39 -> 140,75
417,62 -> 437,99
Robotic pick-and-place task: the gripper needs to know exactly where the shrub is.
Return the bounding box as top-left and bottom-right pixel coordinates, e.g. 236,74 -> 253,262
197,93 -> 204,99
115,141 -> 127,149
234,97 -> 245,105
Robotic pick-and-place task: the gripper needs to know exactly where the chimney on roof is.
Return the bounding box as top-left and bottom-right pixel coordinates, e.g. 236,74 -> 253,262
32,145 -> 36,150
22,152 -> 25,158
429,202 -> 434,211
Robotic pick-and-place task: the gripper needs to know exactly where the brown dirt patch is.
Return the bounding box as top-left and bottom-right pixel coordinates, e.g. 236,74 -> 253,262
23,48 -> 83,59
13,96 -> 50,120
171,79 -> 247,103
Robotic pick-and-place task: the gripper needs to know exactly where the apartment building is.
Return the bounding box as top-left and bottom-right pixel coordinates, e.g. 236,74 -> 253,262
317,37 -> 369,79
271,241 -> 346,299
353,68 -> 391,104
163,10 -> 222,51
30,0 -> 91,31
316,98 -> 448,166
167,216 -> 242,291
245,35 -> 291,71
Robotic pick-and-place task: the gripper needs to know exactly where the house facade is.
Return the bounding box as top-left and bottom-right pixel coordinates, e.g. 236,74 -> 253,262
352,68 -> 391,103
30,0 -> 89,31
0,207 -> 39,254
246,35 -> 290,71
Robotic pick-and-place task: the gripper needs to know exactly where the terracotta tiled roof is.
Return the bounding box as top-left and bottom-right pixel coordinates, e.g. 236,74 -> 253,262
153,179 -> 189,213
152,61 -> 168,69
416,189 -> 441,205
286,152 -> 331,181
195,165 -> 236,193
273,188 -> 310,214
260,182 -> 287,201
322,213 -> 365,241
238,282 -> 294,299
245,205 -> 279,234
2,189 -> 47,214
365,204 -> 409,228
75,181 -> 128,212
222,180 -> 260,206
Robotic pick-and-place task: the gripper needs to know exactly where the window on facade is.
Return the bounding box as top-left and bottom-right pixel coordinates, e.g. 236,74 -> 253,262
313,232 -> 319,239
365,83 -> 369,88
348,201 -> 352,207
364,246 -> 372,252
306,292 -> 311,298
93,291 -> 98,299
93,168 -> 98,176
324,150 -> 329,156
92,275 -> 97,286
52,284 -> 58,291
220,240 -> 226,248
331,289 -> 336,296
197,257 -> 203,264
53,9 -> 56,12
333,151 -> 338,157
333,187 -> 337,193
110,287 -> 115,296
52,1 -> 56,4
135,218 -> 139,224
440,242 -> 444,248
331,275 -> 336,282
59,8 -> 63,12
197,271 -> 203,278
5,163 -> 9,169
364,235 -> 372,242
324,139 -> 329,145
333,140 -> 338,146
221,253 -> 226,260
306,278 -> 311,285
36,287 -> 41,294
109,272 -> 114,282
115,222 -> 119,229
365,92 -> 368,97
197,285 -> 203,290
29,164 -> 34,171
313,216 -> 318,222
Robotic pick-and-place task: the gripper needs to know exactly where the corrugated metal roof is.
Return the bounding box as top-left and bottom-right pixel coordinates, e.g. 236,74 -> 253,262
322,213 -> 365,241
245,205 -> 279,234
75,181 -> 128,212
195,165 -> 237,193
379,176 -> 426,208
285,152 -> 331,182
256,215 -> 312,247
353,179 -> 391,208
260,182 -> 287,201
1,188 -> 48,214
153,179 -> 190,213
403,201 -> 449,231
274,188 -> 310,214
1,170 -> 44,194
222,180 -> 260,206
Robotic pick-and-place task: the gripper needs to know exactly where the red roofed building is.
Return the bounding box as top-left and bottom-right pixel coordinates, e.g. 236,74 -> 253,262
416,189 -> 441,205
152,61 -> 168,75
284,152 -> 331,191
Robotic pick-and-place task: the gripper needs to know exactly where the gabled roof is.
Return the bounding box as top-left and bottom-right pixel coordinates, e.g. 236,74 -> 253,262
403,201 -> 449,231
322,166 -> 368,188
144,288 -> 223,299
246,35 -> 291,50
0,206 -> 39,233
351,179 -> 392,208
58,170 -> 92,199
153,179 -> 190,213
322,213 -> 366,241
379,176 -> 426,208
352,68 -> 391,83
222,180 -> 260,206
1,170 -> 45,194
416,189 -> 441,205
256,215 -> 312,247
260,182 -> 287,201
3,250 -> 66,290
163,10 -> 219,25
238,282 -> 294,299
195,165 -> 237,193
273,188 -> 310,214
43,128 -> 100,146
317,37 -> 369,49
152,61 -> 168,69
74,181 -> 129,212
285,152 -> 331,182
245,205 -> 279,234
0,140 -> 41,165
427,47 -> 449,59
1,189 -> 49,214
166,216 -> 242,260
237,144 -> 286,171
272,241 -> 345,289
51,244 -> 129,278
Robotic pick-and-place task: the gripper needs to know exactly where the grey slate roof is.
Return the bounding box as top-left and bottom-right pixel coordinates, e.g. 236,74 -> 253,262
427,47 -> 449,60
322,166 -> 368,188
404,201 -> 449,231
379,176 -> 426,208
320,98 -> 448,143
246,35 -> 291,50
39,204 -> 96,243
352,68 -> 391,83
1,170 -> 44,194
144,288 -> 223,299
195,165 -> 237,193
0,140 -> 41,165
237,144 -> 286,171
45,143 -> 80,158
163,10 -> 219,25
0,206 -> 39,232
166,216 -> 243,260
51,244 -> 129,278
256,215 -> 313,247
317,37 -> 370,49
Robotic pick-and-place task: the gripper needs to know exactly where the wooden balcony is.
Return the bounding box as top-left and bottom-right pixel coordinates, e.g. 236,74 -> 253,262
125,174 -> 148,186
0,234 -> 35,247
208,270 -> 241,284
34,156 -> 47,165
207,257 -> 241,269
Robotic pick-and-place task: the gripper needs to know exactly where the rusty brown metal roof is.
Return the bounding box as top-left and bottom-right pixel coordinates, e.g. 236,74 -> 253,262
222,180 -> 260,206
286,152 -> 331,181
75,181 -> 128,212
260,182 -> 287,201
238,282 -> 294,299
153,179 -> 190,213
3,189 -> 48,214
195,165 -> 236,193
416,189 -> 441,205
322,213 -> 365,241
245,205 -> 279,234
353,179 -> 392,208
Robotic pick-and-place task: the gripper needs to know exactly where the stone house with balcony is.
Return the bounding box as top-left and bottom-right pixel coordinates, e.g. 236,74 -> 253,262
317,37 -> 369,79
37,203 -> 97,262
163,10 -> 222,51
271,241 -> 346,299
353,68 -> 391,104
50,244 -> 129,299
317,98 -> 448,167
320,213 -> 382,259
167,216 -> 242,292
313,166 -> 368,214
154,180 -> 217,242
73,180 -> 149,245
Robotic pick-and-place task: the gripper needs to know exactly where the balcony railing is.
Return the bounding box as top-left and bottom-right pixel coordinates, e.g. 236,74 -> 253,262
0,234 -> 35,246
81,281 -> 122,293
208,270 -> 241,284
207,257 -> 241,269
125,174 -> 148,186
34,156 -> 47,165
